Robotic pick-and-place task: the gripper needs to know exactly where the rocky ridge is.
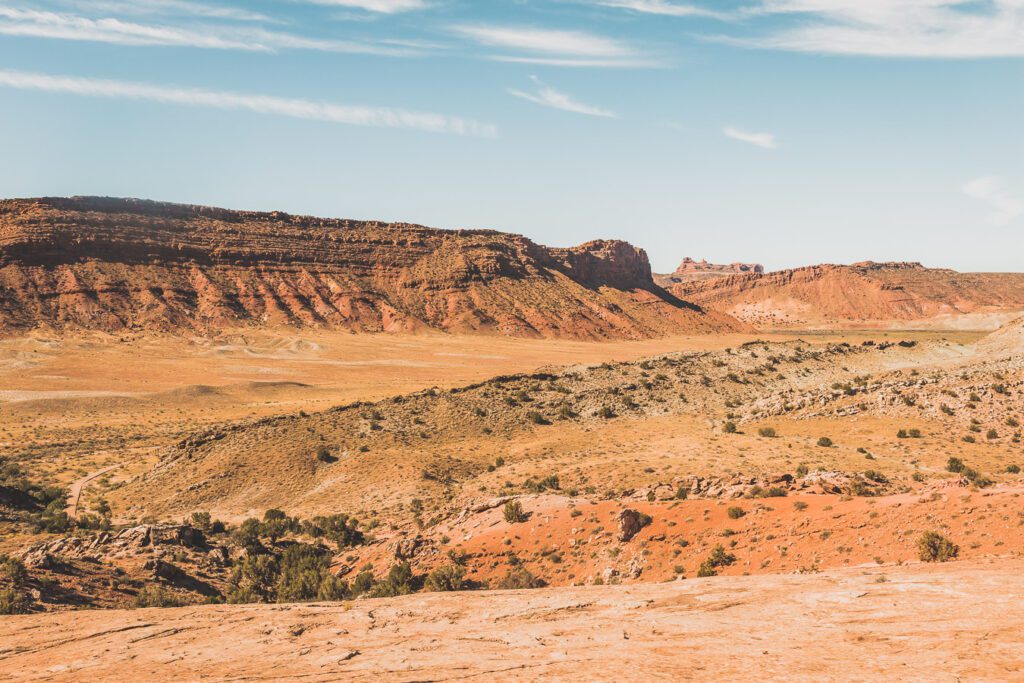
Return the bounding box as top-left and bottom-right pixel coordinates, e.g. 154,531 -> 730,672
0,196 -> 743,339
670,261 -> 1024,328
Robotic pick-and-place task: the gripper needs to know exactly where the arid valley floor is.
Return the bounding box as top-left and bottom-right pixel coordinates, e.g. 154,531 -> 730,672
1,198 -> 1023,681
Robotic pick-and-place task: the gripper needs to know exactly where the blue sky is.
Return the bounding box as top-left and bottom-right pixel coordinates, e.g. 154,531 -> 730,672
0,0 -> 1021,272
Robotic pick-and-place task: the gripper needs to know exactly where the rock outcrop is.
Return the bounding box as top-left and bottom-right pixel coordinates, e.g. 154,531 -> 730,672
669,261 -> 1024,328
0,197 -> 744,339
655,257 -> 764,285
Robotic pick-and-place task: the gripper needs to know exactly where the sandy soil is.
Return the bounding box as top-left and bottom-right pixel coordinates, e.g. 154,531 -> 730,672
2,558 -> 1022,682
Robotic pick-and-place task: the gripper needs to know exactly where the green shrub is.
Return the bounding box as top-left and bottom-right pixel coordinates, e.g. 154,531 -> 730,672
1007,464 -> 1021,474
917,531 -> 958,563
697,544 -> 736,577
758,427 -> 776,438
723,421 -> 737,434
946,457 -> 965,474
0,556 -> 27,585
369,562 -> 415,598
424,564 -> 466,592
133,585 -> 184,608
503,500 -> 526,524
816,437 -> 833,448
727,506 -> 746,520
526,411 -> 549,425
496,567 -> 545,590
189,511 -> 212,532
0,588 -> 32,615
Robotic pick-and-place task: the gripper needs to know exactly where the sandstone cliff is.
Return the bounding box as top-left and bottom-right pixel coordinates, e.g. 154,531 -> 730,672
669,261 -> 1024,328
0,197 -> 744,339
655,257 -> 764,286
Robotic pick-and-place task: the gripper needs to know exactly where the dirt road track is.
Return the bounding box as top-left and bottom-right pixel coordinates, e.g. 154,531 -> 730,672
2,558 -> 1023,681
65,463 -> 121,518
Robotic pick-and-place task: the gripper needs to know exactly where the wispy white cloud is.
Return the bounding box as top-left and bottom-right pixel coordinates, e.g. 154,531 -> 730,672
58,0 -> 273,22
590,0 -> 726,19
0,7 -> 418,54
452,25 -> 633,57
0,67 -> 496,136
723,126 -> 778,149
962,176 -> 1024,225
724,0 -> 1024,58
507,76 -> 617,118
304,0 -> 429,12
452,24 -> 655,67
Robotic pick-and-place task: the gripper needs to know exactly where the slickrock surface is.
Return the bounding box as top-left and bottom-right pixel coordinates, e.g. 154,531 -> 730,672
2,559 -> 1022,681
0,197 -> 743,339
670,261 -> 1024,328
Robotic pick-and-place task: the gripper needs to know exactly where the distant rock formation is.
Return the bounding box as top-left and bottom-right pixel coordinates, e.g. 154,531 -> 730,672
655,258 -> 764,286
666,261 -> 1024,328
0,196 -> 746,339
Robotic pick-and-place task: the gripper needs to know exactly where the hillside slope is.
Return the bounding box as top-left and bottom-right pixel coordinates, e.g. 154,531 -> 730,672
0,197 -> 743,339
670,261 -> 1024,329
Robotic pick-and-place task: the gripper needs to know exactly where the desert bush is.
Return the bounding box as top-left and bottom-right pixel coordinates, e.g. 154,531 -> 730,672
816,437 -> 833,448
727,506 -> 746,520
369,562 -> 415,598
189,511 -> 212,532
504,500 -> 526,524
946,457 -> 965,474
723,421 -> 737,434
0,587 -> 31,615
697,545 -> 736,577
315,446 -> 334,463
525,411 -> 549,425
0,556 -> 28,586
596,406 -> 616,419
233,518 -> 264,554
275,544 -> 334,603
260,509 -> 295,545
496,567 -> 545,590
793,501 -> 808,512
227,554 -> 280,604
795,464 -> 809,477
34,498 -> 72,533
758,427 -> 776,438
424,564 -> 466,592
1007,464 -> 1021,474
351,570 -> 375,596
133,585 -> 184,608
917,531 -> 959,563
986,429 -> 999,440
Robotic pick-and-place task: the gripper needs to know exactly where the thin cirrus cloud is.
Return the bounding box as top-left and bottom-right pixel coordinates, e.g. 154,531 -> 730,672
0,7 -> 419,55
723,126 -> 778,149
451,24 -> 657,67
303,0 -> 430,12
55,0 -> 274,22
0,68 -> 497,137
589,0 -> 727,19
722,0 -> 1024,58
961,176 -> 1024,226
507,76 -> 617,118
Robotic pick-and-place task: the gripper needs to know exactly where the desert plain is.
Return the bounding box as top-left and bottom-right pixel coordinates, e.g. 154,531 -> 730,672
1,198 -> 1022,681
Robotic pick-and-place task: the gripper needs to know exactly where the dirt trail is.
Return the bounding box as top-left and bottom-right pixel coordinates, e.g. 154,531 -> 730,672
2,558 -> 1022,681
66,464 -> 121,518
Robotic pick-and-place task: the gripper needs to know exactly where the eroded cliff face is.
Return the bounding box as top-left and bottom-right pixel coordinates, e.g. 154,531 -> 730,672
669,262 -> 1024,328
0,197 -> 743,338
